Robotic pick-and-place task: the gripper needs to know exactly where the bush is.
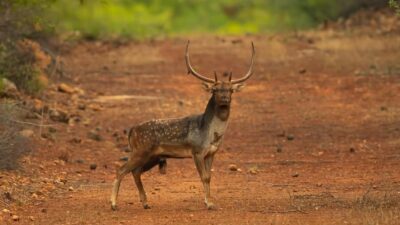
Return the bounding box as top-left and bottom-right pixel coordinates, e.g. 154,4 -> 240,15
389,0 -> 400,15
0,40 -> 50,94
0,0 -> 53,94
0,102 -> 31,170
47,0 -> 388,39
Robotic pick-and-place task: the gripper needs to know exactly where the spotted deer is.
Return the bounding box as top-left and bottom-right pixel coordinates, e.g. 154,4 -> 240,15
111,41 -> 255,210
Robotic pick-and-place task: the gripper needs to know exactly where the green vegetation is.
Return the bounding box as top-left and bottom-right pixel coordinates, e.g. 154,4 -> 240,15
0,0 -> 389,94
48,0 -> 382,39
0,0 -> 51,94
389,0 -> 400,14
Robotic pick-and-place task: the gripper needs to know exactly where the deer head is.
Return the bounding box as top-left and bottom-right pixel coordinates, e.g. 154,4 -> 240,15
185,41 -> 255,110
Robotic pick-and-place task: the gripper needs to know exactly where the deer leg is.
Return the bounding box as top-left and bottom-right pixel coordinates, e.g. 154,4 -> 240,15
193,154 -> 215,210
132,170 -> 150,209
110,158 -> 142,210
158,158 -> 167,174
204,154 -> 215,209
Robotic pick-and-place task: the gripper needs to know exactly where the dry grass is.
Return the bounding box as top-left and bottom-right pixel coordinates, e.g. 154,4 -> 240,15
0,101 -> 32,170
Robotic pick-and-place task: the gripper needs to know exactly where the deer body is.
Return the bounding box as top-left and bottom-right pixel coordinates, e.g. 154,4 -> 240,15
110,41 -> 255,210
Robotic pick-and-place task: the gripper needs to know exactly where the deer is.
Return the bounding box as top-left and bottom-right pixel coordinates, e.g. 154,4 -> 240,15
110,41 -> 255,210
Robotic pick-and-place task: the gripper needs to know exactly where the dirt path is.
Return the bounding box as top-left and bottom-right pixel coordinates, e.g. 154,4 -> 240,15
2,33 -> 400,224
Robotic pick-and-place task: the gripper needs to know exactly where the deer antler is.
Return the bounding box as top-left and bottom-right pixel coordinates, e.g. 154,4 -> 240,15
185,41 -> 215,83
231,42 -> 255,84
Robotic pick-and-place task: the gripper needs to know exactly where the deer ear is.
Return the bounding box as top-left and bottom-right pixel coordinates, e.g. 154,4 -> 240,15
232,83 -> 245,92
202,82 -> 214,92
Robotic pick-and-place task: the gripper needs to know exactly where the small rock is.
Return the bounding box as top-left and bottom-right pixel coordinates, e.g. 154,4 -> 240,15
286,135 -> 295,141
316,182 -> 323,187
276,146 -> 282,153
87,130 -> 103,141
28,216 -> 34,221
20,129 -> 34,138
49,108 -> 70,123
298,68 -> 307,74
12,215 -> 19,221
74,87 -> 85,95
89,164 -> 97,170
87,104 -> 102,111
75,159 -> 85,164
41,132 -> 55,141
237,168 -> 242,172
41,208 -> 47,213
292,173 -> 299,177
248,166 -> 258,175
228,164 -> 238,171
349,148 -> 355,153
68,186 -> 74,191
120,156 -> 129,161
2,208 -> 10,214
58,83 -> 74,94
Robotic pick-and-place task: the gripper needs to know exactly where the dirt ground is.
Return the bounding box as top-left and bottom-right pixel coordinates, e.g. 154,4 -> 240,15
1,29 -> 400,224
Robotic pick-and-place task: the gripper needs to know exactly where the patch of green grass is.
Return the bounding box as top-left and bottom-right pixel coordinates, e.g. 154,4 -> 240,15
47,0 -> 362,39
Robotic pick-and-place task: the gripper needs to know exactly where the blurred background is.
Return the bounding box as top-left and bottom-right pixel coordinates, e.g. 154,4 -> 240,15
0,0 -> 390,40
0,0 -> 395,94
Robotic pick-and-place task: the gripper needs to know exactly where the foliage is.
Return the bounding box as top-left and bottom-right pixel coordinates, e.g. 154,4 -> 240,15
0,102 -> 31,170
0,0 -> 53,94
48,0 -> 382,39
389,0 -> 400,15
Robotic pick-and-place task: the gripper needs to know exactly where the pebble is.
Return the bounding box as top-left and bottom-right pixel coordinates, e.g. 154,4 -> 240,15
68,186 -> 74,191
58,83 -> 74,94
248,167 -> 258,175
120,156 -> 129,161
87,130 -> 103,141
90,164 -> 97,170
2,209 -> 10,214
228,164 -> 238,171
286,135 -> 295,141
12,215 -> 19,221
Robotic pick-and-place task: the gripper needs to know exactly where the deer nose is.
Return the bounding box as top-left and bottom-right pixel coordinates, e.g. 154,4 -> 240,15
221,97 -> 230,103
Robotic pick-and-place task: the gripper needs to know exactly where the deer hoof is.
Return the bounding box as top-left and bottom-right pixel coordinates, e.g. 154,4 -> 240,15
159,167 -> 167,175
143,204 -> 151,209
111,204 -> 118,211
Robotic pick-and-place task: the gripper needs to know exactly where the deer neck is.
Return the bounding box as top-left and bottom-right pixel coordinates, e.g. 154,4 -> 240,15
201,93 -> 230,129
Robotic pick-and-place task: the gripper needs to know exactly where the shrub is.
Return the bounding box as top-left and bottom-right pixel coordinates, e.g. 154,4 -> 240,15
0,102 -> 32,170
0,0 -> 53,94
